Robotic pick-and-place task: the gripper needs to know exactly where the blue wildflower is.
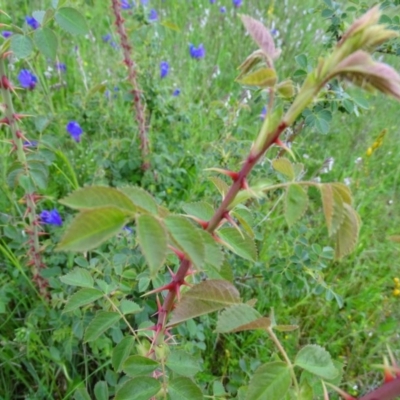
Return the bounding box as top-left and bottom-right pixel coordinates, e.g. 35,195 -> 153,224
25,16 -> 40,30
149,9 -> 158,22
210,0 -> 216,3
23,140 -> 38,148
1,31 -> 12,38
160,61 -> 169,78
40,209 -> 63,226
189,44 -> 205,59
18,70 -> 37,90
260,106 -> 267,120
141,0 -> 149,5
55,62 -> 66,72
271,28 -> 279,36
121,0 -> 133,9
232,0 -> 242,7
172,88 -> 181,96
123,226 -> 133,233
102,33 -> 111,42
66,121 -> 83,142
220,6 -> 226,13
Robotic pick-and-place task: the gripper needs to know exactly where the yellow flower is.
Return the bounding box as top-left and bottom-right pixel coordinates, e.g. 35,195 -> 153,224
393,288 -> 400,297
366,147 -> 373,156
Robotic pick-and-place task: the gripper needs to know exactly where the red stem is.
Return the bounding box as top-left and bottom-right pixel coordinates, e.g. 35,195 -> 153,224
358,379 -> 400,400
110,0 -> 150,170
154,120 -> 288,341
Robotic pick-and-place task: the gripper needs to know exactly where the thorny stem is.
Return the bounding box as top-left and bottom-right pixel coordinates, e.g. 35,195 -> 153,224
110,0 -> 150,170
0,56 -> 48,297
153,120 -> 288,345
358,379 -> 400,400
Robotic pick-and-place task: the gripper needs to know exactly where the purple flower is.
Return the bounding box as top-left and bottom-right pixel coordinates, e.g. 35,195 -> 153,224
260,106 -> 267,119
55,62 -> 66,72
23,140 -> 38,148
40,209 -> 63,226
160,61 -> 169,78
141,0 -> 149,5
271,28 -> 279,36
102,33 -> 111,42
232,0 -> 242,7
172,88 -> 181,96
66,121 -> 83,142
220,6 -> 226,13
25,16 -> 40,30
121,0 -> 133,9
18,70 -> 37,90
1,31 -> 12,38
189,44 -> 205,59
210,0 -> 216,3
149,9 -> 158,22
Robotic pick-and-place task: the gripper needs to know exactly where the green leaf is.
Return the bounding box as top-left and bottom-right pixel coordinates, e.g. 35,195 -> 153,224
331,183 -> 352,205
63,288 -> 103,312
335,204 -> 360,259
216,304 -> 270,333
11,34 -> 33,59
169,280 -> 241,326
60,186 -> 136,213
272,158 -> 295,180
298,381 -> 313,400
295,54 -> 308,69
60,267 -> 94,288
55,7 -> 89,35
198,230 -> 224,270
237,68 -> 277,88
137,214 -> 167,277
28,161 -> 49,189
209,176 -> 230,197
33,28 -> 58,59
112,336 -> 135,372
165,216 -> 205,268
57,207 -> 128,252
168,377 -> 203,400
120,186 -> 158,214
285,184 -> 308,227
166,350 -> 202,377
217,227 -> 257,261
205,262 -> 234,282
94,381 -> 109,400
182,201 -> 214,220
74,387 -> 91,400
115,377 -> 161,400
120,300 -> 142,315
122,355 -> 159,377
245,361 -> 291,400
32,10 -> 46,24
315,110 -> 332,134
231,209 -> 255,238
84,312 -> 121,342
294,344 -> 338,380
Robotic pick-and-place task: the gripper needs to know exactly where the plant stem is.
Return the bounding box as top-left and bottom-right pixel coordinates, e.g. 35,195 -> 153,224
266,327 -> 300,393
110,0 -> 149,170
358,379 -> 400,400
0,56 -> 48,297
154,121 -> 288,342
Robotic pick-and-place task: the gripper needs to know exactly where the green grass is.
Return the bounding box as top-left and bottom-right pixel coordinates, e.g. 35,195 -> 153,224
1,0 -> 400,399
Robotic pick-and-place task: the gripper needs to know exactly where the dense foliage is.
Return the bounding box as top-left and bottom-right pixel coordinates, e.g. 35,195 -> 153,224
1,1 -> 400,399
